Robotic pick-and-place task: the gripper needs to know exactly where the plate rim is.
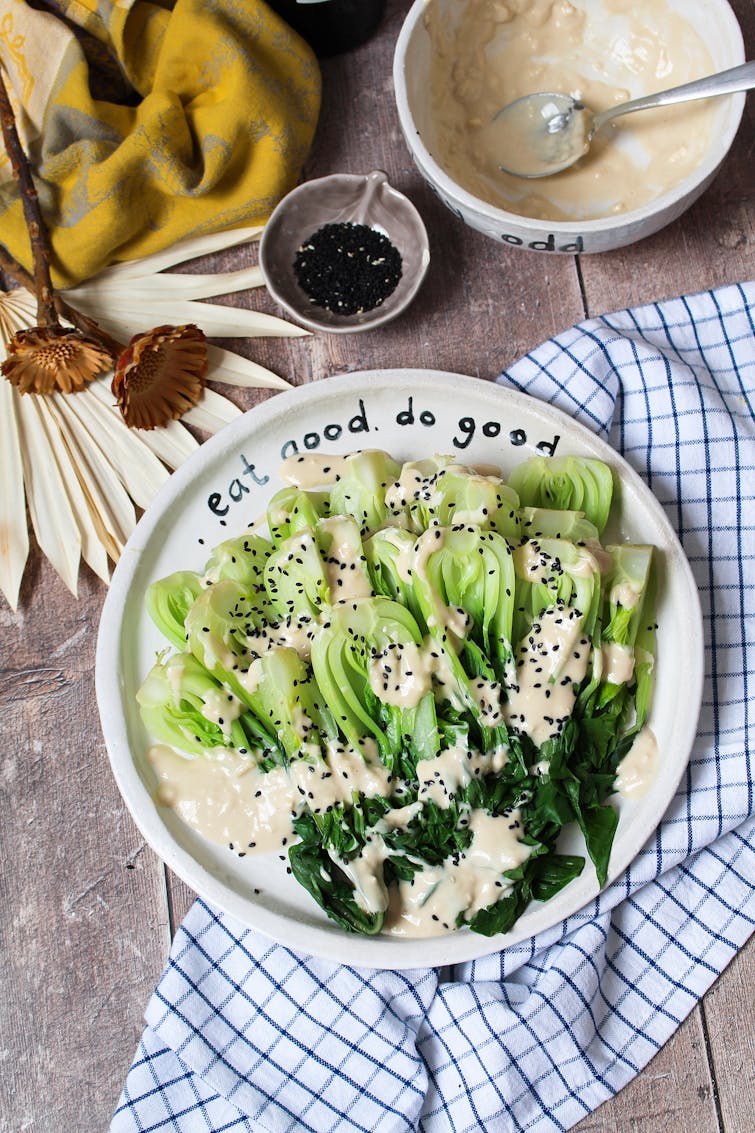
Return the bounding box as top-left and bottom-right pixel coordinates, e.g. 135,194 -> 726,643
96,369 -> 704,969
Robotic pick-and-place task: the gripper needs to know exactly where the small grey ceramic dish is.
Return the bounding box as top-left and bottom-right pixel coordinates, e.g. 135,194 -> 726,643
259,170 -> 430,334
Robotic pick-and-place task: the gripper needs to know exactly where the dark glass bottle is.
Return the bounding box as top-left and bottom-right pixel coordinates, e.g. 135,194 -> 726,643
267,0 -> 386,56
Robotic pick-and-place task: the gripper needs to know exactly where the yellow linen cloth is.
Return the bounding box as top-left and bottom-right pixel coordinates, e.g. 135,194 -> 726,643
0,0 -> 321,287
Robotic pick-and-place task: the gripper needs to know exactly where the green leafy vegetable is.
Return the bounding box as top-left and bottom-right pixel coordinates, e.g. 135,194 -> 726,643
289,805 -> 388,935
264,529 -> 330,620
136,651 -> 279,761
266,486 -> 329,546
146,570 -> 204,650
410,524 -> 516,724
328,450 -> 402,536
512,536 -> 601,648
137,447 -> 659,942
520,506 -> 599,544
425,464 -> 521,541
508,455 -> 614,536
382,455 -> 456,532
363,527 -> 422,624
203,532 -> 273,589
240,645 -> 338,761
315,514 -> 373,601
602,544 -> 654,648
185,577 -> 270,690
632,575 -> 657,730
310,596 -> 439,771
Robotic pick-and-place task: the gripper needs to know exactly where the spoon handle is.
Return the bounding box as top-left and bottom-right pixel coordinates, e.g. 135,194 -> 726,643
592,60 -> 755,133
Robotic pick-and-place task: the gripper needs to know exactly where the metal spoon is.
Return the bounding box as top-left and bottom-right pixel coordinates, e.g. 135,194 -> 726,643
494,60 -> 755,179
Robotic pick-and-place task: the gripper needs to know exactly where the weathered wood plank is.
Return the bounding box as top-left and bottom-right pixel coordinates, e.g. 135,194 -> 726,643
0,559 -> 171,1131
578,145 -> 754,316
702,934 -> 755,1133
166,870 -> 198,937
571,1009 -> 716,1133
570,935 -> 755,1133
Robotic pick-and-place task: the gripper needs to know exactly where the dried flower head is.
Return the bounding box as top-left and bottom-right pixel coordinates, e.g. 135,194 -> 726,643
112,323 -> 208,430
1,325 -> 114,394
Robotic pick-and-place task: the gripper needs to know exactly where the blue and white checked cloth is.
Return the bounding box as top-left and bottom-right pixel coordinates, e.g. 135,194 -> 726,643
112,282 -> 755,1133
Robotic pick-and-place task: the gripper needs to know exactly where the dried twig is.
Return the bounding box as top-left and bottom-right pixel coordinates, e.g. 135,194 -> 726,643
55,295 -> 124,355
0,241 -> 124,355
0,242 -> 124,353
0,65 -> 122,390
0,68 -> 56,326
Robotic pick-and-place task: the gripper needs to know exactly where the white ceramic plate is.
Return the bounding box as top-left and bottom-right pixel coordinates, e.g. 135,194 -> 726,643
96,370 -> 704,969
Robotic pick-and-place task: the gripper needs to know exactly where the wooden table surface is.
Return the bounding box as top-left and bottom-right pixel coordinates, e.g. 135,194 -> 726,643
2,2 -> 754,1129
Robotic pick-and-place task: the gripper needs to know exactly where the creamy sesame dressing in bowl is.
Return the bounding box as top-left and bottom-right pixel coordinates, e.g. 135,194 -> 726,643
96,371 -> 703,969
393,0 -> 745,252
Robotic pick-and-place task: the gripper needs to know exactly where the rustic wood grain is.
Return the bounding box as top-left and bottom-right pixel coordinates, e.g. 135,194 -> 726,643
570,1011 -> 717,1133
0,556 -> 171,1130
1,1 -> 753,1130
701,937 -> 755,1133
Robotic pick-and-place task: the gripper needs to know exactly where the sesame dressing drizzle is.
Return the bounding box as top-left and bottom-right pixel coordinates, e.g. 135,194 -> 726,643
143,447 -> 657,941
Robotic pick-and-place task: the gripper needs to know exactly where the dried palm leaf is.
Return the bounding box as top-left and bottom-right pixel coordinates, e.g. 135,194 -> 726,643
35,396 -> 111,583
206,344 -> 289,390
83,224 -> 264,283
0,377 -> 28,610
50,392 -> 137,557
58,384 -> 172,509
87,380 -> 201,470
0,215 -> 304,606
15,392 -> 82,595
182,387 -> 244,432
71,266 -> 265,301
75,296 -> 305,341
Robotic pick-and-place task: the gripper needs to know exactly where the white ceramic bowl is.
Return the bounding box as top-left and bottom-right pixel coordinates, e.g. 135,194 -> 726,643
96,371 -> 703,970
393,0 -> 746,254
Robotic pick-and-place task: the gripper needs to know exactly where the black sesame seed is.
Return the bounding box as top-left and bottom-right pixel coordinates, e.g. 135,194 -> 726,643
293,222 -> 402,315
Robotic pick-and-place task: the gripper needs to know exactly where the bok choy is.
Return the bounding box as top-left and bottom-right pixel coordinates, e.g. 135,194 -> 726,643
137,449 -> 659,941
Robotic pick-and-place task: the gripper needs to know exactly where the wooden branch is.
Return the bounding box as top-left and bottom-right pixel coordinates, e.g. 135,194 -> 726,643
0,77 -> 124,360
0,240 -> 124,357
56,296 -> 124,356
0,67 -> 58,325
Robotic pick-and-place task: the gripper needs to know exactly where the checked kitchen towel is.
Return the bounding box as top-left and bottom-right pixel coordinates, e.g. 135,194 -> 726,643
111,282 -> 755,1133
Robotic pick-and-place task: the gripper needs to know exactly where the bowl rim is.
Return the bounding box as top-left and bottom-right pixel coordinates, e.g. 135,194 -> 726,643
258,170 -> 431,334
392,0 -> 746,235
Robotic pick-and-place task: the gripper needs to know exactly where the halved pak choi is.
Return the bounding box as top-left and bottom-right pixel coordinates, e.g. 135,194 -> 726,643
138,449 -> 657,939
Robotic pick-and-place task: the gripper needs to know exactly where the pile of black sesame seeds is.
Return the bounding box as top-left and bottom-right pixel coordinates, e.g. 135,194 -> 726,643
293,222 -> 403,316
